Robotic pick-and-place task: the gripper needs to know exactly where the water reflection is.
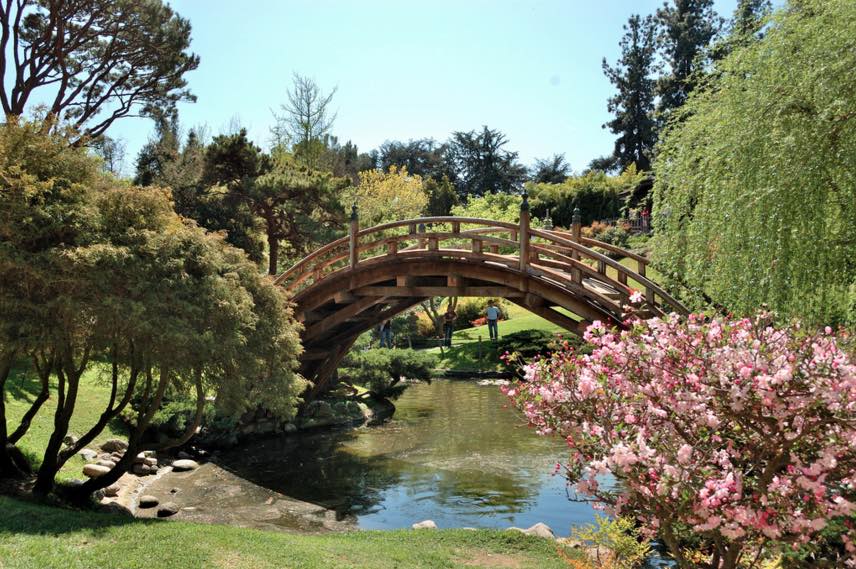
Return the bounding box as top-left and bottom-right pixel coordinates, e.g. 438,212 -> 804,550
210,380 -> 598,535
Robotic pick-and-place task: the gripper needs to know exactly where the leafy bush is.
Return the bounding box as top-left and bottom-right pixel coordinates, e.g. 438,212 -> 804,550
570,515 -> 650,569
496,329 -> 559,361
339,349 -> 438,400
527,166 -> 644,227
582,222 -> 630,257
507,310 -> 856,569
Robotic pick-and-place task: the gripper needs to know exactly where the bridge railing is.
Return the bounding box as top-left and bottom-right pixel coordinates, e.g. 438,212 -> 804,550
274,199 -> 686,317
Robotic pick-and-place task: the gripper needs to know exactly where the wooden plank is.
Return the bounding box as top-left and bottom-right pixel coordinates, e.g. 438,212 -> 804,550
352,286 -> 524,298
303,296 -> 388,342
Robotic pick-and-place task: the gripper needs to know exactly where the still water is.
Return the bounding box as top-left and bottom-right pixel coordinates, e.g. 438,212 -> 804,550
203,380 -> 598,536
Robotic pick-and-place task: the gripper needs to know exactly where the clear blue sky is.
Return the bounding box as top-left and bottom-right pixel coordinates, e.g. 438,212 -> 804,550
109,0 -> 741,175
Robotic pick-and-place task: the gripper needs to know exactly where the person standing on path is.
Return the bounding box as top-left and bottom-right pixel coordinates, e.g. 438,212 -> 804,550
379,319 -> 393,348
443,307 -> 457,347
486,300 -> 500,341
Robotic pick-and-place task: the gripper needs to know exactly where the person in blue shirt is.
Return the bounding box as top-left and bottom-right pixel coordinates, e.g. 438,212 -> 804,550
486,300 -> 501,341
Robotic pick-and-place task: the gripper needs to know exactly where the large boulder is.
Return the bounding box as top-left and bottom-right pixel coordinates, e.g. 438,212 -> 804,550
100,439 -> 128,453
82,464 -> 111,478
171,459 -> 199,472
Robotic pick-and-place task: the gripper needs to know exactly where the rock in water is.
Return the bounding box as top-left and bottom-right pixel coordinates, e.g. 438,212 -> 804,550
138,495 -> 159,508
100,439 -> 128,453
412,520 -> 438,529
82,464 -> 111,478
157,502 -> 179,517
171,459 -> 199,472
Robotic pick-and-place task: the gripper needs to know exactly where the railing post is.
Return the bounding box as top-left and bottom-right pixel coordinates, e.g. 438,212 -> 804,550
519,191 -> 530,272
349,203 -> 359,270
570,206 -> 582,283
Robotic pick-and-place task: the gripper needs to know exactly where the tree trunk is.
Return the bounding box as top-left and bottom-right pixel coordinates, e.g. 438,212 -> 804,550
33,347 -> 88,497
267,215 -> 280,275
0,350 -> 24,478
9,351 -> 53,444
57,355 -> 138,470
68,366 -> 177,502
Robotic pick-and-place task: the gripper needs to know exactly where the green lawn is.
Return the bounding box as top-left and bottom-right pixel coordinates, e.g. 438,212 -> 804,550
4,363 -> 128,480
0,496 -> 581,569
425,304 -> 578,372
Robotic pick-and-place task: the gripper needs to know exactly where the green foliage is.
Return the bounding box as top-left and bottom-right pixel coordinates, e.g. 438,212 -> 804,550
653,0 -> 856,327
424,175 -> 459,216
340,349 -> 438,400
451,193 -> 525,225
582,222 -> 630,256
655,0 -> 721,120
1,0 -> 199,141
602,14 -> 658,172
527,167 -> 644,227
496,330 -> 557,359
570,515 -> 651,569
343,166 -> 427,227
444,126 -> 527,198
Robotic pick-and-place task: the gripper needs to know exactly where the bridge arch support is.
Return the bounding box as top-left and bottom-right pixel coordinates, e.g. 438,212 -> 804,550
276,208 -> 686,395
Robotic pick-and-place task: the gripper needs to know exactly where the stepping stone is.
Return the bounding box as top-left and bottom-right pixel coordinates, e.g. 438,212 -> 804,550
172,459 -> 199,472
82,464 -> 110,478
157,502 -> 179,517
138,495 -> 159,508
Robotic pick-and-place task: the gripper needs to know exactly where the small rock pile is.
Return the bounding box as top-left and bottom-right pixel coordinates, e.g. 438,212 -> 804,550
79,439 -> 160,480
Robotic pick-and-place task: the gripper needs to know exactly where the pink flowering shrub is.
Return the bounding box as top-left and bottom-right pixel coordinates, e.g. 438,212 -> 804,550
506,311 -> 856,569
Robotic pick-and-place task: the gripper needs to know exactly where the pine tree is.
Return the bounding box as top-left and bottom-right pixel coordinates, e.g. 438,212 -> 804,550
602,15 -> 658,172
655,0 -> 722,120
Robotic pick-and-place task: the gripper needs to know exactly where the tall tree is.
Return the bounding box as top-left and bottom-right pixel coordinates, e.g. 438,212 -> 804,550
653,0 -> 856,327
731,0 -> 771,38
272,73 -> 337,149
0,0 -> 199,142
443,126 -> 527,198
249,153 -> 347,274
655,0 -> 721,120
602,15 -> 658,172
377,139 -> 448,180
530,154 -> 571,183
134,111 -> 180,186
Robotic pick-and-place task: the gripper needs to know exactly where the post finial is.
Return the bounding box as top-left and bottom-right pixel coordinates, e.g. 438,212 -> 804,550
572,206 -> 581,225
350,202 -> 358,221
520,190 -> 529,212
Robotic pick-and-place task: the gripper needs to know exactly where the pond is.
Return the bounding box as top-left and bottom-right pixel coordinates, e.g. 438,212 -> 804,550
140,380 -> 603,537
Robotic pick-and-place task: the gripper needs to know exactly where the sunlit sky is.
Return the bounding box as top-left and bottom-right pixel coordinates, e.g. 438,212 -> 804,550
106,0 -> 743,176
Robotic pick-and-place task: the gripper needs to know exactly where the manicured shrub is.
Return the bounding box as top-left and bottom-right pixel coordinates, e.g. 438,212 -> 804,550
506,308 -> 856,569
339,349 -> 438,400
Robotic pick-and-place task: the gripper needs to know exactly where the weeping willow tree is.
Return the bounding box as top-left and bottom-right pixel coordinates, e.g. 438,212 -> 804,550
652,0 -> 856,328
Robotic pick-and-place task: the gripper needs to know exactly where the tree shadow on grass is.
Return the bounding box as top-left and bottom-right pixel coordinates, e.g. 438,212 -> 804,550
0,495 -> 151,537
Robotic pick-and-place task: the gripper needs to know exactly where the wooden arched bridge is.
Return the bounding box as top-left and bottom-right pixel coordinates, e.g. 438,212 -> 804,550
275,197 -> 687,395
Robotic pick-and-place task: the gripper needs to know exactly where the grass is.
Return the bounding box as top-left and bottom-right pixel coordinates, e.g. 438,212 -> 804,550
0,496 -> 583,569
425,304 -> 578,372
4,363 -> 128,480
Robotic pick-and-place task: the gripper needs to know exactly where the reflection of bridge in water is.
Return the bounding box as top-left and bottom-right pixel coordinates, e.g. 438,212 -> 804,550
276,196 -> 687,395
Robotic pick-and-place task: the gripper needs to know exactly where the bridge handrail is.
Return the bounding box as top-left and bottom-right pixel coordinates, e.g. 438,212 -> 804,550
276,215 -> 686,315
